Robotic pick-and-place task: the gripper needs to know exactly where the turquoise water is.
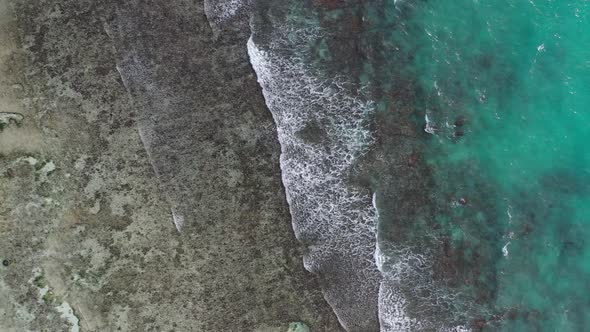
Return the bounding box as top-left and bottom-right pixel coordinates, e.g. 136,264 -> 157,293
254,1 -> 590,330
377,0 -> 590,330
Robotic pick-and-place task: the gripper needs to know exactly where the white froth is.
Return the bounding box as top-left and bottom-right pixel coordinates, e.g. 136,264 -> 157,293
248,27 -> 383,329
425,114 -> 437,134
502,241 -> 511,257
376,238 -> 474,331
379,282 -> 424,331
449,327 -> 472,332
204,0 -> 245,24
171,208 -> 185,232
247,31 -> 376,248
247,22 -> 472,332
377,244 -> 438,330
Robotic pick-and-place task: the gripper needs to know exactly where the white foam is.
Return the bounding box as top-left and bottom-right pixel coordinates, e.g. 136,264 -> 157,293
379,272 -> 424,332
379,283 -> 471,332
248,29 -> 376,249
204,0 -> 246,24
248,26 -> 382,329
502,241 -> 511,257
425,114 -> 437,134
376,241 -> 435,330
171,208 -> 185,232
246,18 -> 473,332
375,216 -> 473,331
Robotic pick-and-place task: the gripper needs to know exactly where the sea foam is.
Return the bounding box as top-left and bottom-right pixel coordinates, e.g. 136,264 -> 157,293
244,4 -> 474,332
204,0 -> 246,23
247,25 -> 383,330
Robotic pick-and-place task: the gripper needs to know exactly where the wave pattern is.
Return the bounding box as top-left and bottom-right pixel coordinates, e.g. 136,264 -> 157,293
247,25 -> 382,331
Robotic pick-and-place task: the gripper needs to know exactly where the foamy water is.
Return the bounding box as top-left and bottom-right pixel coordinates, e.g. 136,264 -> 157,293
111,0 -> 590,330
247,24 -> 384,329
244,7 -> 477,331
204,0 -> 246,23
175,0 -> 483,330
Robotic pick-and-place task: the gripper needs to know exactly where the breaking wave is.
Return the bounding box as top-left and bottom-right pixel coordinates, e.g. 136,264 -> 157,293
247,25 -> 382,331
245,17 -> 473,332
221,1 -> 475,330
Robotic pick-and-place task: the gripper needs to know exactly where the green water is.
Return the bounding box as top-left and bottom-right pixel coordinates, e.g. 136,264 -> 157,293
379,0 -> 590,330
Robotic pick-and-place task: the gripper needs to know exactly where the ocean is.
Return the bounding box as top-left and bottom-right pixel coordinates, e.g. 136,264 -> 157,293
247,0 -> 590,331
